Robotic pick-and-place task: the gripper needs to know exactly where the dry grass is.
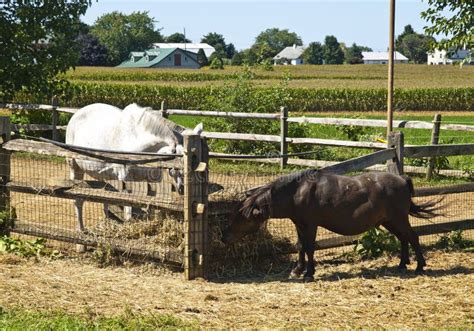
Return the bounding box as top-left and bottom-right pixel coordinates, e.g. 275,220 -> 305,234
0,250 -> 472,329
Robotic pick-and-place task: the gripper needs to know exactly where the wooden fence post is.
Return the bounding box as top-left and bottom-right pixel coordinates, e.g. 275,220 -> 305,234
387,131 -> 404,175
183,132 -> 209,280
426,113 -> 442,180
51,96 -> 59,141
280,106 -> 288,169
0,117 -> 11,234
161,100 -> 168,119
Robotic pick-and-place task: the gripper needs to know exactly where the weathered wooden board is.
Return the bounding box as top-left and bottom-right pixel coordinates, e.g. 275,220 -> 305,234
165,109 -> 280,120
7,181 -> 183,211
3,139 -> 183,170
323,149 -> 397,174
405,144 -> 474,158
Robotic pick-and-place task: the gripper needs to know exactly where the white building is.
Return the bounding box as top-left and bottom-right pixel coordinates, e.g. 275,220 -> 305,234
362,51 -> 409,64
152,43 -> 215,58
427,48 -> 472,65
273,45 -> 306,65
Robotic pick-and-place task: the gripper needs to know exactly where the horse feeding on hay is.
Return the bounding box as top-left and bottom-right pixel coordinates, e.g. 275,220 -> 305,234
222,170 -> 444,282
66,102 -> 203,232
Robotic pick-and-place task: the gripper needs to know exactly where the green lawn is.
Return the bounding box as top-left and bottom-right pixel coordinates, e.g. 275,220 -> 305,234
0,306 -> 196,331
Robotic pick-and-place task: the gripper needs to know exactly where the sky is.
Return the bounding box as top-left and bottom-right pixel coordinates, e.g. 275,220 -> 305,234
81,0 -> 432,51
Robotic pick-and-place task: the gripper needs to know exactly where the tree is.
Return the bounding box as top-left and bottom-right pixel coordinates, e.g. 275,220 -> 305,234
345,43 -> 365,64
76,33 -> 108,66
323,35 -> 344,64
201,32 -> 228,57
165,32 -> 191,43
253,28 -> 302,58
0,1 -> 92,101
91,11 -> 163,66
196,48 -> 208,67
225,43 -> 236,59
396,25 -> 416,47
421,0 -> 473,56
302,42 -> 324,64
395,25 -> 435,63
231,52 -> 244,66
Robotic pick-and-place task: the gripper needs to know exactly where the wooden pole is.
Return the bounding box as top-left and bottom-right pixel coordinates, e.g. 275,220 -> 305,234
280,106 -> 288,169
426,113 -> 442,180
0,117 -> 11,235
387,131 -> 404,175
387,0 -> 396,139
183,132 -> 208,280
161,100 -> 168,119
51,96 -> 59,141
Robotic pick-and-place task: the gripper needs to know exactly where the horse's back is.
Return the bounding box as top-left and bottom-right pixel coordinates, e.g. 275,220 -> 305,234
66,103 -> 123,148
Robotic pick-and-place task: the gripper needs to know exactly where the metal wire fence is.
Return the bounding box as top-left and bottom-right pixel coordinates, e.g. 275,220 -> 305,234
1,149 -> 472,277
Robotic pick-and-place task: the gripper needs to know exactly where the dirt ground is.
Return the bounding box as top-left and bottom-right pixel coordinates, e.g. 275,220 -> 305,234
0,250 -> 472,329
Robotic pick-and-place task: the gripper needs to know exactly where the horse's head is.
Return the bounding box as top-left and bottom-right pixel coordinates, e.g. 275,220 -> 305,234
221,188 -> 270,244
158,145 -> 185,195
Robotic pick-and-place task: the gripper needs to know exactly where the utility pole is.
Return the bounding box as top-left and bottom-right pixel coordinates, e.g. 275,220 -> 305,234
387,0 -> 396,139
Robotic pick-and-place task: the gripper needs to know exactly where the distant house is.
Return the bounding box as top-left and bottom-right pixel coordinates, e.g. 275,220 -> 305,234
427,48 -> 472,65
362,51 -> 408,64
116,48 -> 200,69
152,43 -> 215,58
273,45 -> 306,65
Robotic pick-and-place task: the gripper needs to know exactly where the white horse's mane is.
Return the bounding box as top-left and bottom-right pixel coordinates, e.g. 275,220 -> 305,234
123,103 -> 185,144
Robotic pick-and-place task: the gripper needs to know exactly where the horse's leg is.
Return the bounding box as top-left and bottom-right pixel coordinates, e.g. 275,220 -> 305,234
406,227 -> 426,272
121,181 -> 132,221
68,159 -> 86,253
391,215 -> 426,272
383,222 -> 410,269
289,225 -> 306,279
302,224 -> 318,283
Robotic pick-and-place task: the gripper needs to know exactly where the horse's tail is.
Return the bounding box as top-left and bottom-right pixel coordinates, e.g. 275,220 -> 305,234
403,175 -> 445,219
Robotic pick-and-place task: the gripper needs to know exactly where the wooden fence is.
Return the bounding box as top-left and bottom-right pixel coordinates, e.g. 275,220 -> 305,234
1,103 -> 474,279
3,100 -> 474,178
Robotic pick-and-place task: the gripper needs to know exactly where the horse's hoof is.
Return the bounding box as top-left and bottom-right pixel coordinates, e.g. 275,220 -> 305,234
397,264 -> 407,271
288,271 -> 302,280
415,267 -> 425,274
303,275 -> 314,283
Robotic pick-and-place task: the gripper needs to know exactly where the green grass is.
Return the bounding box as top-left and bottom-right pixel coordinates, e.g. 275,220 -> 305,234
0,306 -> 196,330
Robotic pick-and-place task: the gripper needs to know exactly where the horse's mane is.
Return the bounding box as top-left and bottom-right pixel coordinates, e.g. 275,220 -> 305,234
240,169 -> 319,219
123,103 -> 185,144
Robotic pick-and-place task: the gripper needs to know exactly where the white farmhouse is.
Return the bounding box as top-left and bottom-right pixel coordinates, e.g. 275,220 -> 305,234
273,45 -> 306,65
152,43 -> 215,58
362,51 -> 408,64
427,48 -> 472,65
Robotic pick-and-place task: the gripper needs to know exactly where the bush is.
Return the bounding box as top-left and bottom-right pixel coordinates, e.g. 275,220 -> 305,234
354,227 -> 400,258
209,57 -> 224,70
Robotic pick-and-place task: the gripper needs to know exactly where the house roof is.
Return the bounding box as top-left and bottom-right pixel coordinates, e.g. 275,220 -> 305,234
152,43 -> 215,57
273,45 -> 306,60
130,52 -> 145,57
362,51 -> 408,61
116,48 -> 198,68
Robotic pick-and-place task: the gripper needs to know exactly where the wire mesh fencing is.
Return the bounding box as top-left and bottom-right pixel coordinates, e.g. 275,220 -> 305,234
1,147 -> 472,278
2,150 -> 187,266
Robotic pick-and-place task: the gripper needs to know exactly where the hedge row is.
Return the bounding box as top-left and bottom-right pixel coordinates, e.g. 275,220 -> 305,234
16,81 -> 474,112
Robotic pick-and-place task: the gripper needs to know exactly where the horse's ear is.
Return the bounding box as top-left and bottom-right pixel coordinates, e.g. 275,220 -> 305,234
239,204 -> 267,220
193,123 -> 203,135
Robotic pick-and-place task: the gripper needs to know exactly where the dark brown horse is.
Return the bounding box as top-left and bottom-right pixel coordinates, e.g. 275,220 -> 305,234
222,170 -> 443,282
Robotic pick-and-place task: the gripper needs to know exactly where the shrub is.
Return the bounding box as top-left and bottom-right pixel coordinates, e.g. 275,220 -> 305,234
354,227 -> 400,258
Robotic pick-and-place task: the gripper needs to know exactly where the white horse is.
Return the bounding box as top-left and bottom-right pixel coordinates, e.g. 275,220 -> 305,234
66,103 -> 202,234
